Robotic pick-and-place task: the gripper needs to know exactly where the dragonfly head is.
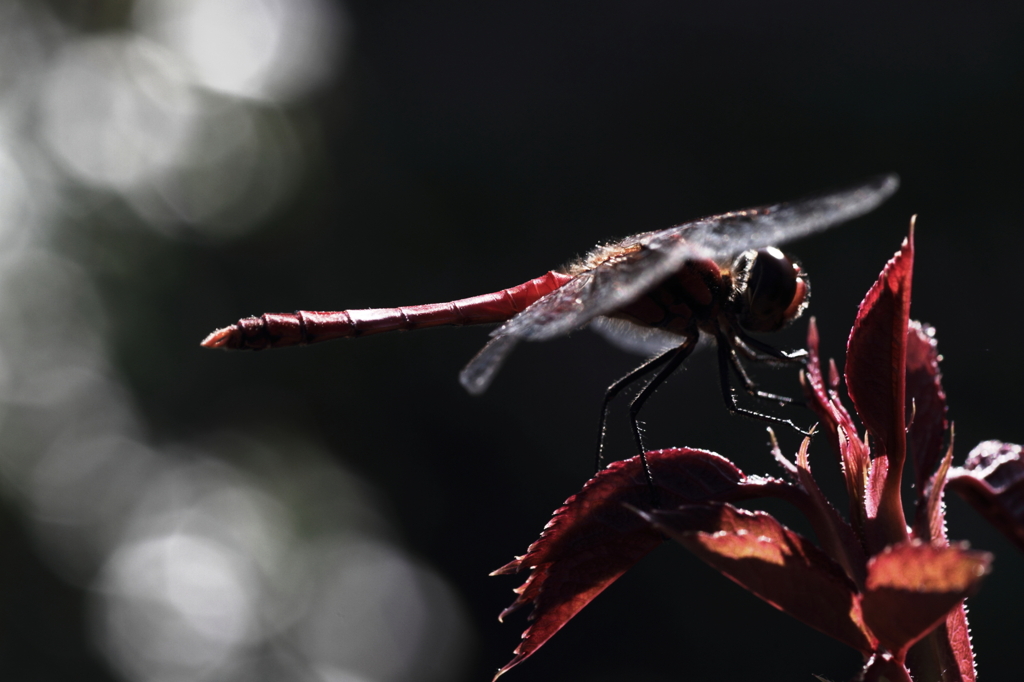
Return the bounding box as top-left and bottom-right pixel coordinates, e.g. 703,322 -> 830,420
731,247 -> 810,333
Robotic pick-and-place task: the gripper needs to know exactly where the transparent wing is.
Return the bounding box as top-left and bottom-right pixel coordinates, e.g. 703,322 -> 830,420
499,173 -> 898,341
644,173 -> 900,262
588,317 -> 686,357
459,334 -> 519,395
493,243 -> 698,340
459,173 -> 898,394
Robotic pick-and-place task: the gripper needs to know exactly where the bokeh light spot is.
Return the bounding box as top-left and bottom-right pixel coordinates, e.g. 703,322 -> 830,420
135,0 -> 349,102
39,34 -> 198,191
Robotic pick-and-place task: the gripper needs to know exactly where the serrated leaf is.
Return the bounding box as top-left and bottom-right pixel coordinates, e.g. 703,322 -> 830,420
947,440 -> 1024,553
846,230 -> 914,459
846,229 -> 915,548
642,502 -> 875,654
802,318 -> 869,536
861,541 -> 991,659
904,604 -> 977,682
905,321 -> 948,496
492,448 -> 801,678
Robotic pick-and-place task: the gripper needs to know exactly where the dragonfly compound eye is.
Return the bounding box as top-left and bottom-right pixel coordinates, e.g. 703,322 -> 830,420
736,247 -> 809,333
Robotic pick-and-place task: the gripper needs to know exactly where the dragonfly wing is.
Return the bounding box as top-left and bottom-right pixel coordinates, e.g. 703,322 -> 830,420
645,173 -> 900,262
494,240 -> 703,341
496,173 -> 899,342
459,334 -> 520,395
460,273 -> 689,393
589,317 -> 686,357
461,174 -> 899,390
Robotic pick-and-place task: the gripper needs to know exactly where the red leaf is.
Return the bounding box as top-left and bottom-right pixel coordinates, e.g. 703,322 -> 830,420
802,318 -> 858,462
861,541 -> 991,660
865,454 -> 888,520
642,503 -> 876,654
904,604 -> 977,682
905,321 -> 948,496
846,227 -> 915,548
847,229 -> 914,458
905,323 -> 950,540
801,318 -> 870,536
942,604 -> 978,681
918,440 -> 954,544
492,448 -> 801,678
792,436 -> 868,587
861,653 -> 914,682
947,440 -> 1024,553
905,321 -> 950,544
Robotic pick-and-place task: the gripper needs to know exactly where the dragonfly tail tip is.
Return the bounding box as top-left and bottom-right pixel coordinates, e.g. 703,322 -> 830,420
200,325 -> 239,349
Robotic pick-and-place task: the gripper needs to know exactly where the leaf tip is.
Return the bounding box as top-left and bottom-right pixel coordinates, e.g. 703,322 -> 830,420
490,558 -> 522,577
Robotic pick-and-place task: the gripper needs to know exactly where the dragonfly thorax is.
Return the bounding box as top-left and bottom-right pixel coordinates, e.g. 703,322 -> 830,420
609,257 -> 725,336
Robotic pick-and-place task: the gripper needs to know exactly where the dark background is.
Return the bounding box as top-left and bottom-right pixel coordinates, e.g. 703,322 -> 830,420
7,1 -> 1024,680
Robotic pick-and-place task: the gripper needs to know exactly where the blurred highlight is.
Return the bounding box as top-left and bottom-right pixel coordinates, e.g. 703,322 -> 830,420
18,0 -> 351,239
135,0 -> 347,102
0,1 -> 471,681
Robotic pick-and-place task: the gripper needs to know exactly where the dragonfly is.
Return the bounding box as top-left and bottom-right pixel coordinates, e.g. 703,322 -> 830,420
203,174 -> 899,486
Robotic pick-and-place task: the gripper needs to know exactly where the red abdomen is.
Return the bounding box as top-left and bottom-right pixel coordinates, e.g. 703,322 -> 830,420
201,270 -> 574,350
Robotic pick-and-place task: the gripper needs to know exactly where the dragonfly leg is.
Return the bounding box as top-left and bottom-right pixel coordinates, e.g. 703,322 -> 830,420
734,328 -> 808,364
717,336 -> 810,436
729,329 -> 810,408
626,336 -> 700,502
595,347 -> 677,472
726,345 -> 802,407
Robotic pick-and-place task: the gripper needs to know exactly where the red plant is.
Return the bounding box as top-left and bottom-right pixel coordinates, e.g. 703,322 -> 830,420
947,441 -> 1024,555
493,223 -> 997,681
